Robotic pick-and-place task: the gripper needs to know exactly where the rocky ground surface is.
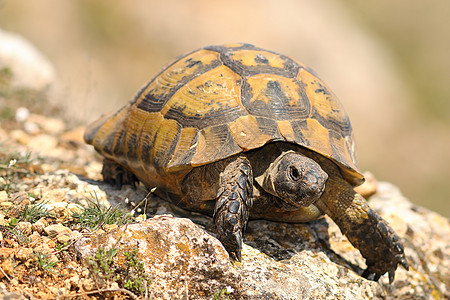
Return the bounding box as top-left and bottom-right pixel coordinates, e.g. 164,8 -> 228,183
0,106 -> 449,299
0,30 -> 449,299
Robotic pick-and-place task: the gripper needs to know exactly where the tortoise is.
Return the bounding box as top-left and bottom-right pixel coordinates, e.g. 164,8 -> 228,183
84,43 -> 408,282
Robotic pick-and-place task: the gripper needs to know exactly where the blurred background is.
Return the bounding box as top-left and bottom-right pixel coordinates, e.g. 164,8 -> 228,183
0,0 -> 448,216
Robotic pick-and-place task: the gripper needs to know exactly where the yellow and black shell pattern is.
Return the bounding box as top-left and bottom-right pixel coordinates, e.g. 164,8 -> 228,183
84,43 -> 364,188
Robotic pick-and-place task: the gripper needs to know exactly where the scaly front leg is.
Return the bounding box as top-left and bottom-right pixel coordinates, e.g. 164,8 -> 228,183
214,156 -> 253,261
316,176 -> 408,282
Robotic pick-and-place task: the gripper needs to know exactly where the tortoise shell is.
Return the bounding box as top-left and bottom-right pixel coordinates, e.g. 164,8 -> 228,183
84,43 -> 363,189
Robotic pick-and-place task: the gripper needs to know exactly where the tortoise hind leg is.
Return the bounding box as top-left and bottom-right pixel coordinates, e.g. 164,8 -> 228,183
214,156 -> 253,261
101,159 -> 140,190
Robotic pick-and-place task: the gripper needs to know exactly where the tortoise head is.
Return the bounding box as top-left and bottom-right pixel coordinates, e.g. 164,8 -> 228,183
257,151 -> 328,207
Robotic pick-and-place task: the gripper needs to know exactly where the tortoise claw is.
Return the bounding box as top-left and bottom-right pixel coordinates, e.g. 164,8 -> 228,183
215,192 -> 247,261
388,270 -> 395,284
231,231 -> 243,262
401,258 -> 409,270
362,265 -> 396,283
362,265 -> 386,282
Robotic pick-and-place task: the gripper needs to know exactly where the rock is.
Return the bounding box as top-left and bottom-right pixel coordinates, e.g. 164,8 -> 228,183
14,107 -> 30,123
0,248 -> 15,259
0,284 -> 26,299
9,192 -> 31,206
75,215 -> 243,299
0,191 -> 7,202
14,247 -> 33,261
43,224 -> 71,237
80,278 -> 96,292
0,259 -> 13,278
33,236 -> 56,254
26,134 -> 58,156
31,218 -> 49,234
60,126 -> 87,146
0,202 -> 12,209
9,130 -> 30,145
368,182 -> 450,297
1,109 -> 447,299
26,170 -> 111,209
73,182 -> 449,299
67,230 -> 83,242
0,29 -> 55,91
26,114 -> 66,136
15,222 -> 32,235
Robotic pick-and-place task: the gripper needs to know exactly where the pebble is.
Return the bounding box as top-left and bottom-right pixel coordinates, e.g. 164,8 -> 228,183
56,234 -> 71,244
0,259 -> 13,278
15,247 -> 33,261
9,192 -> 31,206
60,126 -> 86,145
16,221 -> 32,235
0,248 -> 15,259
27,114 -> 66,135
23,122 -> 40,135
27,134 -> 58,154
32,218 -> 49,234
43,224 -> 72,237
15,107 -> 30,122
68,274 -> 80,288
10,129 -> 30,145
0,191 -> 8,202
28,232 -> 41,244
33,236 -> 55,253
81,278 -> 96,291
103,224 -> 118,232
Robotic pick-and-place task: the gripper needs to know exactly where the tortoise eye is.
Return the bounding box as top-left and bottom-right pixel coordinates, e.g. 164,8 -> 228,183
288,166 -> 302,181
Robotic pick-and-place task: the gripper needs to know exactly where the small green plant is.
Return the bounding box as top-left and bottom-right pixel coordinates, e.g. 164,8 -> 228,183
55,241 -> 68,252
86,246 -> 151,296
87,246 -> 119,286
120,248 -> 150,296
33,251 -> 57,274
19,201 -> 51,223
8,227 -> 31,246
0,66 -> 13,90
7,217 -> 18,228
212,287 -> 233,300
72,193 -> 134,231
0,157 -> 19,194
1,197 -> 50,247
212,289 -> 231,300
0,145 -> 38,194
